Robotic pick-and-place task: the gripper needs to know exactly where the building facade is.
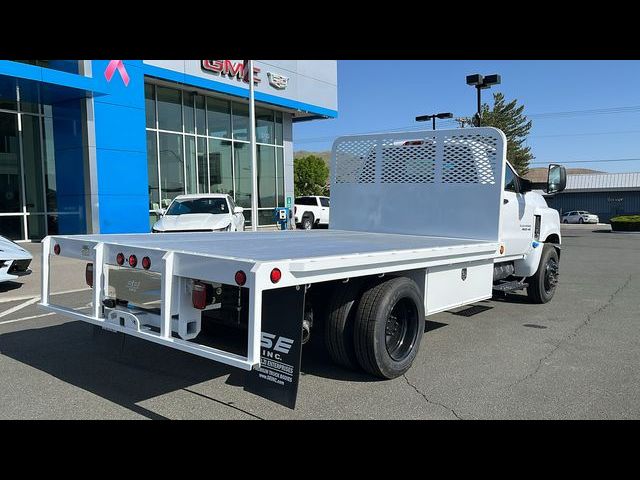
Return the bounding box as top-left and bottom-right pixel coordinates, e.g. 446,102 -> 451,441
0,60 -> 337,240
546,172 -> 640,223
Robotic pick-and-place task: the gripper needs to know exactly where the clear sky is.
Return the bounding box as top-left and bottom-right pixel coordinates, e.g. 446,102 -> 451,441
293,60 -> 640,173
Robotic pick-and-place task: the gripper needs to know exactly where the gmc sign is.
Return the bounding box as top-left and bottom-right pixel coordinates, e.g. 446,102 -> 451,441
201,60 -> 261,84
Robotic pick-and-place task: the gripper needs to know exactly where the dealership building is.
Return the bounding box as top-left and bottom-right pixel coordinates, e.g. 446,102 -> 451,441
0,60 -> 337,240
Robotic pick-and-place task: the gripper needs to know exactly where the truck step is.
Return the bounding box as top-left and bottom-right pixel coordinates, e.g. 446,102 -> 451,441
492,280 -> 528,293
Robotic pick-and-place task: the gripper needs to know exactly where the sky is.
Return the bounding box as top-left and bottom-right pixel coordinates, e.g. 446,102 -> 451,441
293,60 -> 640,173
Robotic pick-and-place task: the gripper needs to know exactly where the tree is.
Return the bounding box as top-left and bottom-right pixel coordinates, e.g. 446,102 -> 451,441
461,92 -> 534,176
294,155 -> 329,197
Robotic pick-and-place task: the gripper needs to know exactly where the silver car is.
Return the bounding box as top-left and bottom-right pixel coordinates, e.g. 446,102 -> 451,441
0,236 -> 33,284
561,210 -> 599,224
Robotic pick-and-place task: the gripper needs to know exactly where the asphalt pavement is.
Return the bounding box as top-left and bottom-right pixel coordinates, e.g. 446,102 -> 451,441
0,225 -> 638,419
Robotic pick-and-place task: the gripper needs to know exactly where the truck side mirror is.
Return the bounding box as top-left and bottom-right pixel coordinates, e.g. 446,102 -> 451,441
547,164 -> 566,194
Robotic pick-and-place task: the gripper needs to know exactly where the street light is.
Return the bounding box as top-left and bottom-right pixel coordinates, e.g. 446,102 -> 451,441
466,73 -> 501,126
415,112 -> 453,130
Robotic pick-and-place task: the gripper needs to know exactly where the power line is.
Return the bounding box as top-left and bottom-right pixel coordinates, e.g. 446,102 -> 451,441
294,104 -> 640,145
530,158 -> 640,165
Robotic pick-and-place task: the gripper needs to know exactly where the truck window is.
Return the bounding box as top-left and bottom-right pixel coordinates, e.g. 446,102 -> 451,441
320,197 -> 330,207
504,165 -> 518,192
296,197 -> 314,206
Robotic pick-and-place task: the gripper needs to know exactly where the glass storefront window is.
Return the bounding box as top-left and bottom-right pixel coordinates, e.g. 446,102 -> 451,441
184,92 -> 195,134
276,147 -> 285,207
207,98 -> 231,138
158,132 -> 184,206
145,84 -> 156,128
145,82 -> 287,229
185,136 -> 197,194
233,142 -> 252,208
0,112 -> 22,214
232,102 -> 249,141
197,136 -> 207,194
195,95 -> 206,135
275,110 -> 283,145
146,131 -> 159,209
0,83 -> 17,111
257,145 -> 276,208
43,116 -> 57,213
208,139 -> 234,195
256,107 -> 274,144
157,86 -> 182,132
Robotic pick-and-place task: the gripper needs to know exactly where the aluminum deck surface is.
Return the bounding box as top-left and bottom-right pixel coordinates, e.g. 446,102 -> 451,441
62,230 -> 498,263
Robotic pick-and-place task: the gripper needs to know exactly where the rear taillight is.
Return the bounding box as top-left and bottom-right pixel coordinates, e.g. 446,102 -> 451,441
85,263 -> 94,287
53,244 -> 60,255
142,256 -> 151,270
270,268 -> 282,283
192,281 -> 207,310
235,270 -> 246,286
116,253 -> 125,266
128,255 -> 137,268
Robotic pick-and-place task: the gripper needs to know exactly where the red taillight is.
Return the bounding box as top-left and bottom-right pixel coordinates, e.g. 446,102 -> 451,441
235,270 -> 246,286
85,263 -> 94,287
128,255 -> 137,268
192,281 -> 207,310
53,244 -> 61,255
116,253 -> 125,266
270,268 -> 282,284
142,256 -> 151,270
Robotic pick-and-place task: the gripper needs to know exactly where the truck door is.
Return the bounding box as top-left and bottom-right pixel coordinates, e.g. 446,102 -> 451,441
501,163 -> 534,256
319,197 -> 330,224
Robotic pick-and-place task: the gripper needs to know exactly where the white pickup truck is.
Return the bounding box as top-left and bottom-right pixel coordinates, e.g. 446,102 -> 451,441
294,195 -> 330,229
39,128 -> 566,408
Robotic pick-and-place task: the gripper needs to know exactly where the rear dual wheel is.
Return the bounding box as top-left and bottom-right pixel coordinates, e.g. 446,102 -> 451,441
325,276 -> 424,379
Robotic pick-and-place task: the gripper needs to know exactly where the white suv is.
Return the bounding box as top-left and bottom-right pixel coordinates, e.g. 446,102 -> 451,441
294,196 -> 330,230
561,210 -> 599,224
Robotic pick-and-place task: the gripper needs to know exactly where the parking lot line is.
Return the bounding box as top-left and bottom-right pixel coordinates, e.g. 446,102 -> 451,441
0,312 -> 56,325
0,287 -> 91,305
0,297 -> 41,319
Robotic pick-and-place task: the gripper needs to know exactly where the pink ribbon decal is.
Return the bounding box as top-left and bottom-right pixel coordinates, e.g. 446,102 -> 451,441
104,60 -> 130,86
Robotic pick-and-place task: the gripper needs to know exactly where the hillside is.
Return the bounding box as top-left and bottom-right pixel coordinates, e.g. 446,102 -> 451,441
294,150 -> 331,168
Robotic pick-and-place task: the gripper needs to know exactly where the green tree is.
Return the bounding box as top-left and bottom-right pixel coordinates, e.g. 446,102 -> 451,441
294,155 -> 329,196
464,92 -> 534,176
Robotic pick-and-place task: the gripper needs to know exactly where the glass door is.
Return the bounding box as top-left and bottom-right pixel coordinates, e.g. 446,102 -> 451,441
21,113 -> 47,239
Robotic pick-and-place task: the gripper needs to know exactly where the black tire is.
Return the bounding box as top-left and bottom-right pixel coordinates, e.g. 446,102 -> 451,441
578,217 -> 584,224
324,279 -> 365,369
354,276 -> 424,379
526,244 -> 559,304
562,219 -> 568,224
301,214 -> 314,230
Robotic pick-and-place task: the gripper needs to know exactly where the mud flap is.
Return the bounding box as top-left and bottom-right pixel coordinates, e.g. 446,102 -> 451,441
244,286 -> 305,409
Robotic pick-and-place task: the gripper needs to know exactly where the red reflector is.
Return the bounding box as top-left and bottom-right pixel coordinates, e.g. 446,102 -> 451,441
270,268 -> 282,283
53,244 -> 61,255
85,263 -> 94,287
235,270 -> 246,286
116,253 -> 125,266
128,255 -> 137,268
192,281 -> 207,310
142,256 -> 151,270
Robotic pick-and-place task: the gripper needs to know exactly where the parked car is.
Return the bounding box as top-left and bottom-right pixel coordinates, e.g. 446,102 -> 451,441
152,194 -> 245,233
561,210 -> 599,224
0,236 -> 32,284
294,195 -> 330,229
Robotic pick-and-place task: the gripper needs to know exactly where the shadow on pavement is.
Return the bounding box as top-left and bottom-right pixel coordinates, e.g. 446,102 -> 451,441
0,321 -> 238,419
0,281 -> 24,295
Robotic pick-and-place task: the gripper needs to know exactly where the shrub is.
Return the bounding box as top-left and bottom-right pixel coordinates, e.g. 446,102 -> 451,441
610,215 -> 640,231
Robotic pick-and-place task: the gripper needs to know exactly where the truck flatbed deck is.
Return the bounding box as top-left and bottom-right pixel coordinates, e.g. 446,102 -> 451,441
60,230 -> 499,266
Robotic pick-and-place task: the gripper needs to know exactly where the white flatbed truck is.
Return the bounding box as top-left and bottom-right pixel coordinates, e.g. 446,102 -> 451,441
39,128 -> 566,408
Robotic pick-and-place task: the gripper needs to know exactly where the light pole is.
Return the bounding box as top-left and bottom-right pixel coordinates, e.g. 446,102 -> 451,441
465,74 -> 501,126
415,112 -> 453,130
